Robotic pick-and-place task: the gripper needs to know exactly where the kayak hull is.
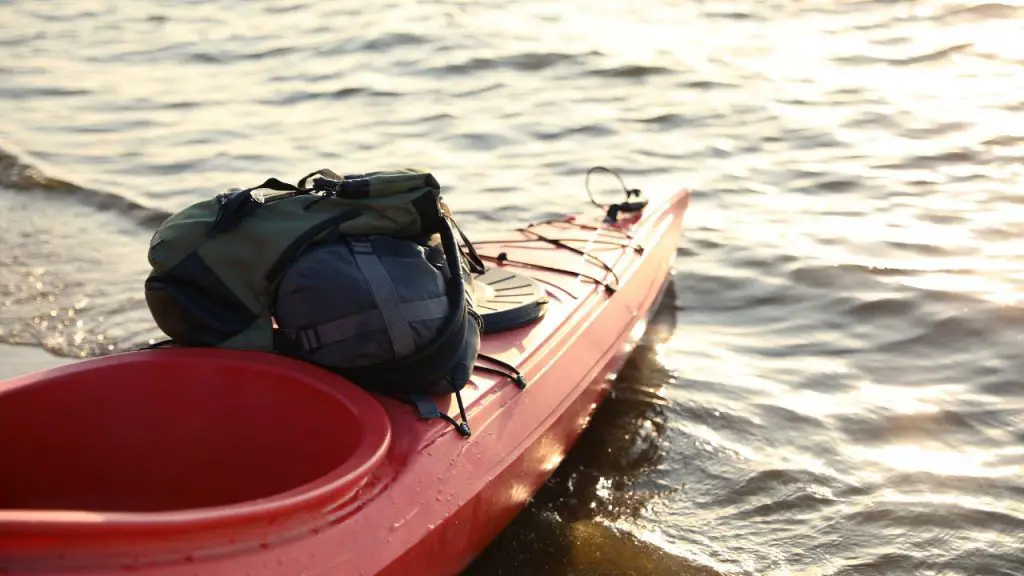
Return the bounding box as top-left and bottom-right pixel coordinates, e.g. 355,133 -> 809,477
0,188 -> 691,576
379,277 -> 672,576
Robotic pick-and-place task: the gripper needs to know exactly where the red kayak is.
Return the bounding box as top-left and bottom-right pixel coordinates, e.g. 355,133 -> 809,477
0,187 -> 691,575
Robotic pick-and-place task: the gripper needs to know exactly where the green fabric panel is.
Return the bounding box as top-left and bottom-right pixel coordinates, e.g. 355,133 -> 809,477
147,198 -> 221,271
197,200 -> 334,310
306,199 -> 424,237
364,170 -> 437,198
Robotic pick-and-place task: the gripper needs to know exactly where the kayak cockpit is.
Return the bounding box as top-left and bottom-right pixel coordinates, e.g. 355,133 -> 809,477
0,349 -> 391,569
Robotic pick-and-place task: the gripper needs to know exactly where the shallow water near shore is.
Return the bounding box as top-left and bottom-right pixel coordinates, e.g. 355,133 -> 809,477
2,0 -> 1023,574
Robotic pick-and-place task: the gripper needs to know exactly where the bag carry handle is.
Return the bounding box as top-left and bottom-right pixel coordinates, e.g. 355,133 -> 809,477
309,175 -> 372,200
210,178 -> 303,234
297,169 -> 343,191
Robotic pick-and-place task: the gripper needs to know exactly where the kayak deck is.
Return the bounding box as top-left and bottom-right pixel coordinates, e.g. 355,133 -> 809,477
0,188 -> 691,575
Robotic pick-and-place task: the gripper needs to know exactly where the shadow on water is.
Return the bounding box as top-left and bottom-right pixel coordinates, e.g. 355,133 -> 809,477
464,281 -> 722,576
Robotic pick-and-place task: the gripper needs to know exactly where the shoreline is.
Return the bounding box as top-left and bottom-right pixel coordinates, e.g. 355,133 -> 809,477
0,344 -> 76,380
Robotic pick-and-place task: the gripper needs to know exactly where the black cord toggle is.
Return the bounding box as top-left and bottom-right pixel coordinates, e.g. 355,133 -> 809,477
584,167 -> 648,223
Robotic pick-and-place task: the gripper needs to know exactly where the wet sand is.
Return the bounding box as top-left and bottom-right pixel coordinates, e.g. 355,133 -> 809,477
0,344 -> 74,380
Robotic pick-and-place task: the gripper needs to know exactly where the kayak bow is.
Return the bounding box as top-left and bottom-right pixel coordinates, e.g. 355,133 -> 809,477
0,187 -> 691,576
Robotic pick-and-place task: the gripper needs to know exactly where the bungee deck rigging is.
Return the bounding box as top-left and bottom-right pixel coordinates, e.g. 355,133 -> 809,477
466,167 -> 648,298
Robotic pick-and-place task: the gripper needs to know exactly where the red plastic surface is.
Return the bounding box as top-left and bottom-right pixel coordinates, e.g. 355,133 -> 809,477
0,188 -> 690,576
0,350 -> 391,567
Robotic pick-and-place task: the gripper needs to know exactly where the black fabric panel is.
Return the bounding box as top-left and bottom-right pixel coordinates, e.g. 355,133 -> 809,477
411,191 -> 444,235
264,208 -> 361,283
307,175 -> 371,199
341,221 -> 477,394
339,177 -> 371,199
339,305 -> 477,395
424,173 -> 440,191
144,252 -> 257,346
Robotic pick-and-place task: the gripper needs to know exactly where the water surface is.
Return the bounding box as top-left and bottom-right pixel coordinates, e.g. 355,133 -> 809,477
2,1 -> 1022,574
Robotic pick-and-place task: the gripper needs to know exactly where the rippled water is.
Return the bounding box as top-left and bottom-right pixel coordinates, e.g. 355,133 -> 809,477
3,0 -> 1023,574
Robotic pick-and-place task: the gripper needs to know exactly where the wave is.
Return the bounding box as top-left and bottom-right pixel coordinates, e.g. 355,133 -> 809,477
896,43 -> 975,66
316,32 -> 432,56
836,408 -> 980,444
704,10 -> 761,21
729,490 -> 841,519
845,501 -> 1024,533
259,86 -> 401,105
835,43 -> 974,67
427,51 -> 588,74
189,46 -> 299,64
587,64 -> 674,79
983,134 -> 1024,148
937,2 -> 1021,22
531,123 -> 617,141
878,306 -> 1023,353
0,143 -> 171,229
880,471 -> 1024,501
